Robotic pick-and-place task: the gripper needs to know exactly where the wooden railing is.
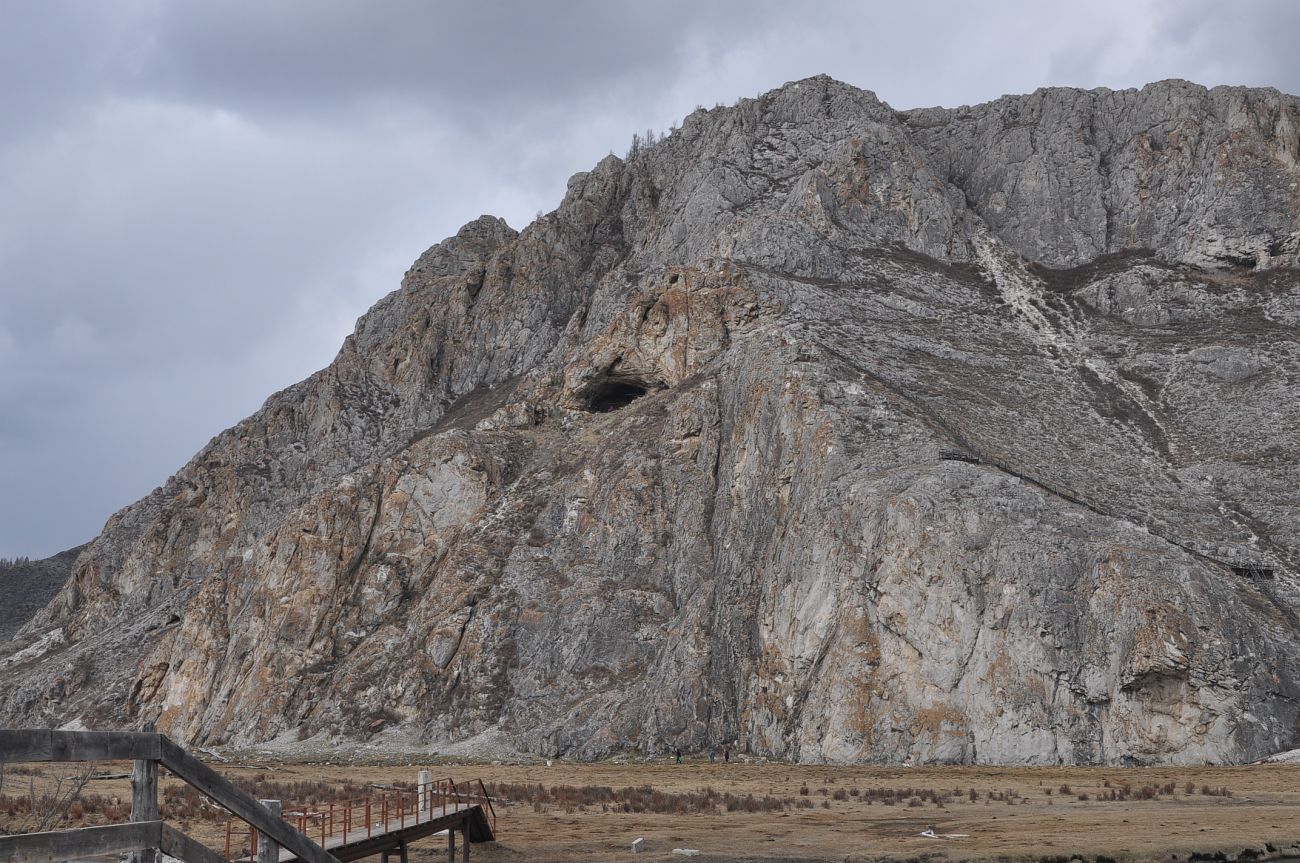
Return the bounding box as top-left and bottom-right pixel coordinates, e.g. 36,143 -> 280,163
0,729 -> 496,863
0,730 -> 337,863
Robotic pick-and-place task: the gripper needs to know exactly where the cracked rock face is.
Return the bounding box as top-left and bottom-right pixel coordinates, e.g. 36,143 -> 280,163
3,76 -> 1299,765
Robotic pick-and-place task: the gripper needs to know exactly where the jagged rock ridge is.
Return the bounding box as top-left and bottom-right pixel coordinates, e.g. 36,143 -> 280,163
2,76 -> 1299,765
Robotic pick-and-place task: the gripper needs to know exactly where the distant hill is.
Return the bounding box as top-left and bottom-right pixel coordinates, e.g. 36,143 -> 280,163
0,545 -> 86,641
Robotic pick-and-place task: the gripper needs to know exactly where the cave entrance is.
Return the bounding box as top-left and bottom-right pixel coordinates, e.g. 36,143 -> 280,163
585,380 -> 648,412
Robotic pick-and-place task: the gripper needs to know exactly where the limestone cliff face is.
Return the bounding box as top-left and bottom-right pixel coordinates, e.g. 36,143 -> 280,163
3,76 -> 1300,764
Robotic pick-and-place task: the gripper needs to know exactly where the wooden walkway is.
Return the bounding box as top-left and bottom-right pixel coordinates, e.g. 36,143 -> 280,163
230,776 -> 496,863
268,801 -> 492,863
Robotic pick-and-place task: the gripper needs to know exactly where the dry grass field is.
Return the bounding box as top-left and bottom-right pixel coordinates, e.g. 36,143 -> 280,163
3,757 -> 1299,863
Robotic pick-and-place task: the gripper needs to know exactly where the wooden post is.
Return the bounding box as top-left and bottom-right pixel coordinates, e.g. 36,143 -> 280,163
258,800 -> 281,863
460,827 -> 469,863
447,827 -> 456,863
417,770 -> 431,816
129,759 -> 158,863
399,839 -> 409,863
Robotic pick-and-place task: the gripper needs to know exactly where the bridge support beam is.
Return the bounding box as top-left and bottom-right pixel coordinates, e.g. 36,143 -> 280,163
447,829 -> 455,863
381,839 -> 410,863
258,800 -> 282,863
128,758 -> 158,863
460,828 -> 469,863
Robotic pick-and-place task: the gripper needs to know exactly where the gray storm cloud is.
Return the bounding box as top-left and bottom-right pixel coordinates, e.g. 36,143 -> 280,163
2,0 -> 1297,558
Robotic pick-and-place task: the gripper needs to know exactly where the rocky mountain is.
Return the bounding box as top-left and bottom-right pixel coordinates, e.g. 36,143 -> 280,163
2,76 -> 1299,765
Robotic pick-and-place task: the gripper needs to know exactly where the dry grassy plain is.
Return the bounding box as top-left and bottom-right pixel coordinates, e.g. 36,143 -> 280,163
4,758 -> 1299,863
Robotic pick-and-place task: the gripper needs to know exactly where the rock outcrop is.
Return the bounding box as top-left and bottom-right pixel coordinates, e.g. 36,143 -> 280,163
2,76 -> 1299,764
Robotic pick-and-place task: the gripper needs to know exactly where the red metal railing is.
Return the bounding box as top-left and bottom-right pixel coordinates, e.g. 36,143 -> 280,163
224,776 -> 496,860
475,779 -> 497,834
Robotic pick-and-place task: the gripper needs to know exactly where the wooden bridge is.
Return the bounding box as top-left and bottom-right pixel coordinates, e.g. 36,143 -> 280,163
226,775 -> 495,863
0,730 -> 495,863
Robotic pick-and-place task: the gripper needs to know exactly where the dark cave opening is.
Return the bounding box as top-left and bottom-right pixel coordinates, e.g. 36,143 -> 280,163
585,380 -> 649,412
1218,252 -> 1259,269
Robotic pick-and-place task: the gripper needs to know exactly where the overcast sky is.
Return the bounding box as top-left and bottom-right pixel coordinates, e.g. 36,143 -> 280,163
2,0 -> 1298,560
